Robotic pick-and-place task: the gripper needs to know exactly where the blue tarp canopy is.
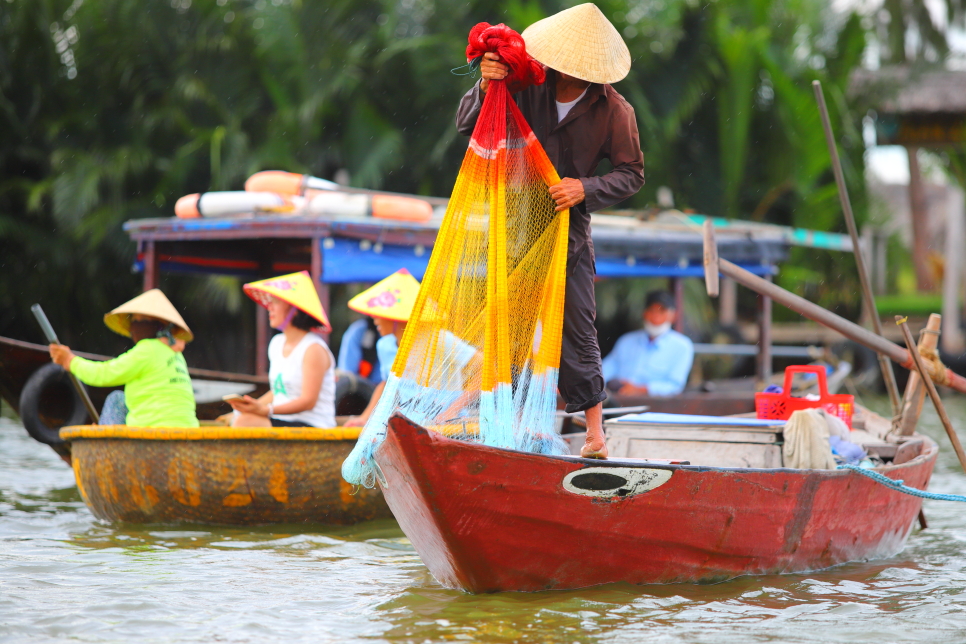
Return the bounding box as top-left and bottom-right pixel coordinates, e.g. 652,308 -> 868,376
321,238 -> 777,281
125,213 -> 794,284
135,236 -> 777,282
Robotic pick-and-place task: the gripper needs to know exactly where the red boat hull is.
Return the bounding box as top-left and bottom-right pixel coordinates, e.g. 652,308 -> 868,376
375,415 -> 937,593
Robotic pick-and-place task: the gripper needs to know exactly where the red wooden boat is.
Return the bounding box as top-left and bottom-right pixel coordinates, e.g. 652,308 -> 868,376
375,414 -> 937,593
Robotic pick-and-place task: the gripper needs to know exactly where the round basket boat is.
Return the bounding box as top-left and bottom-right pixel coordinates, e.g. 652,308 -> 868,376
59,425 -> 390,526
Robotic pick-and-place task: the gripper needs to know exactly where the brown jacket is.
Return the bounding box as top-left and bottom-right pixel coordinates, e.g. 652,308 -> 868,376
456,70 -> 645,257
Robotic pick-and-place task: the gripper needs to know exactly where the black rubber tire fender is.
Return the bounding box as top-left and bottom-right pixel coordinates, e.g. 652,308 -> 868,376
18,363 -> 90,445
334,369 -> 376,417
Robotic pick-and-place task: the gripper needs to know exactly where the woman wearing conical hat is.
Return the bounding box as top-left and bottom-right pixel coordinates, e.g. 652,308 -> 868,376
224,271 -> 336,428
342,269 -> 479,428
342,269 -> 421,428
456,4 -> 645,459
48,289 -> 199,427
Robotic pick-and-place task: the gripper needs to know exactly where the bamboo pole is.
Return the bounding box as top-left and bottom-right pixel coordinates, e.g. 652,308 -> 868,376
812,81 -> 902,417
899,313 -> 942,436
897,316 -> 966,475
701,221 -> 966,394
30,304 -> 100,423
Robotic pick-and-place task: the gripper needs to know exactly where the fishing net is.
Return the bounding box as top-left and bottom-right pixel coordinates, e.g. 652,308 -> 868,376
343,24 -> 570,487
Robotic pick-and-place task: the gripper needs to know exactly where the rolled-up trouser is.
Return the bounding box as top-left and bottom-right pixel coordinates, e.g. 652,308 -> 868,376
559,243 -> 606,413
100,390 -> 128,425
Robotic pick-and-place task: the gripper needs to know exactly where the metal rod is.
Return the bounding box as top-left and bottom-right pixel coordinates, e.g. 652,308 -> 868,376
897,316 -> 966,475
30,304 -> 100,423
812,80 -> 902,416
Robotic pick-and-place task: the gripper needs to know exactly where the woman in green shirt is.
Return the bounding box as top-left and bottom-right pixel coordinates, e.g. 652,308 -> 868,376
48,289 -> 199,427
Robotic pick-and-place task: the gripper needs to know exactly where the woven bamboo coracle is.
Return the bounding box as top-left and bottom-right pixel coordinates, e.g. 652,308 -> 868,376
61,425 -> 390,525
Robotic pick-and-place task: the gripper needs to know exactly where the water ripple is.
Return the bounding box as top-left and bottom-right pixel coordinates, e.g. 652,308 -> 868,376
2,400 -> 966,643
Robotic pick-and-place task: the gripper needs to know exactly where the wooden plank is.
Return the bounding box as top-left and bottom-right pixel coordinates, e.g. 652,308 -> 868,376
720,277 -> 736,324
622,439 -> 783,468
899,314 -> 941,435
606,419 -> 784,434
311,235 -> 330,342
143,240 -> 158,291
670,277 -> 684,332
757,278 -> 773,384
942,188 -> 965,353
606,426 -> 779,444
255,306 -> 269,376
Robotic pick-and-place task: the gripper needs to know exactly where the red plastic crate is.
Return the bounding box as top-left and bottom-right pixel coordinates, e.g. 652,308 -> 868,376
755,365 -> 854,428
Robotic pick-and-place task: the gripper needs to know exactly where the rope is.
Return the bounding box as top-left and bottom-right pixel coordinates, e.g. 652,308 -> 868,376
920,347 -> 951,386
839,463 -> 966,502
464,23 -> 545,93
451,56 -> 482,77
897,316 -> 950,386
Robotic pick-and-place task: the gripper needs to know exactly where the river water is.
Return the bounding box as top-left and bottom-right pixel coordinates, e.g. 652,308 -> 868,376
2,398 -> 966,643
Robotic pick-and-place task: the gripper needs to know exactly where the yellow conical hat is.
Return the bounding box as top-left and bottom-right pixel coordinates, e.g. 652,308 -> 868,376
348,269 -> 421,323
243,271 -> 332,332
521,3 -> 631,85
104,289 -> 194,342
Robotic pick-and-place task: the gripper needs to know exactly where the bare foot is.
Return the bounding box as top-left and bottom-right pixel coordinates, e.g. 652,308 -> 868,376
581,403 -> 607,458
580,434 -> 608,459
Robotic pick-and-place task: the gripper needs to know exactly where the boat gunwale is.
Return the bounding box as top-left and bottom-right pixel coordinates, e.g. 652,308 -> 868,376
544,444 -> 939,476
384,412 -> 939,479
60,424 -> 360,442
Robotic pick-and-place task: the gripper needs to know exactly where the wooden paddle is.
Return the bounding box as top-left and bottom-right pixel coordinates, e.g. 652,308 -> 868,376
31,304 -> 100,423
702,221 -> 966,395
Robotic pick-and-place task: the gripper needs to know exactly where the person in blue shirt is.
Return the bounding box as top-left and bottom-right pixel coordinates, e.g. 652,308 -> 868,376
337,317 -> 383,384
342,318 -> 402,427
602,290 -> 694,397
343,270 -> 420,428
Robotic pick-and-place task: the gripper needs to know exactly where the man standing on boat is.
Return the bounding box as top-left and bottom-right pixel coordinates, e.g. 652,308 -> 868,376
456,3 -> 644,458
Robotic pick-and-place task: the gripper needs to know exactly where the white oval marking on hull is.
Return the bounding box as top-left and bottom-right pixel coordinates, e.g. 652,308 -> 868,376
562,467 -> 673,498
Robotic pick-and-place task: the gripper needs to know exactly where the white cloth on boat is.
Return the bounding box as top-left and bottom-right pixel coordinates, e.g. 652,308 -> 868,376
819,408 -> 851,440
782,408 -> 836,469
268,332 -> 336,427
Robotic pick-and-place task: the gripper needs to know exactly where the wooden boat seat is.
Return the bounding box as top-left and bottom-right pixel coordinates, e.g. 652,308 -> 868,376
562,406 -> 914,469
597,412 -> 785,468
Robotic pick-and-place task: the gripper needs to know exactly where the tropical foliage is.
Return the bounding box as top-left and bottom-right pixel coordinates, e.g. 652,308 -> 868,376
0,0 -> 950,368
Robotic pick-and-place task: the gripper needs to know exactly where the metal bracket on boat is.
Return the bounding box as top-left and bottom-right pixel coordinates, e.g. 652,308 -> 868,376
562,467 -> 672,499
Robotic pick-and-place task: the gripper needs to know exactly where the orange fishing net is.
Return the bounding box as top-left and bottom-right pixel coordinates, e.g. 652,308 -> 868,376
344,24 -> 569,487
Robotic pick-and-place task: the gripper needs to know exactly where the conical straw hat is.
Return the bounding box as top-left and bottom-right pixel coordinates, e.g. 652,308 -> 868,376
348,269 -> 421,323
521,3 -> 630,85
104,289 -> 194,342
243,271 -> 332,332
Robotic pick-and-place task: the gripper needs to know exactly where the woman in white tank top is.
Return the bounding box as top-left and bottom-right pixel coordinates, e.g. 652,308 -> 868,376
266,330 -> 335,427
226,271 -> 336,428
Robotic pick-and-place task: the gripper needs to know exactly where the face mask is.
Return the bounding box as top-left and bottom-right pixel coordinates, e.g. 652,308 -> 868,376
644,321 -> 672,338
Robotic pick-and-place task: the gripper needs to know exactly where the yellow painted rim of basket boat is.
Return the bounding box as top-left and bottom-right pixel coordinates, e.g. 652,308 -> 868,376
59,425 -> 362,441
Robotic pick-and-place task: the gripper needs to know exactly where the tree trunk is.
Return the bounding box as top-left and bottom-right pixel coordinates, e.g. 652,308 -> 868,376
907,146 -> 935,291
